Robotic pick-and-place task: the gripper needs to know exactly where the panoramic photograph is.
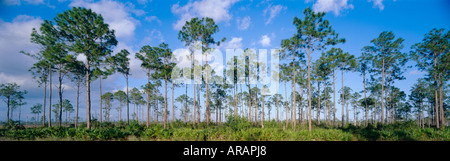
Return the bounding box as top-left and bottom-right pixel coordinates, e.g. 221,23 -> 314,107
0,0 -> 449,143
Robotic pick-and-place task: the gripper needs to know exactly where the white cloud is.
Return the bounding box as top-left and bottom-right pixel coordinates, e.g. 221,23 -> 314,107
264,4 -> 286,25
69,0 -> 140,41
139,29 -> 164,48
259,35 -> 271,47
171,0 -> 241,30
145,16 -> 162,25
308,0 -> 354,16
0,15 -> 49,108
236,16 -> 251,30
76,54 -> 87,64
137,0 -> 151,5
225,37 -> 243,49
368,0 -> 384,11
0,15 -> 42,76
2,0 -> 43,5
23,0 -> 43,5
408,70 -> 426,76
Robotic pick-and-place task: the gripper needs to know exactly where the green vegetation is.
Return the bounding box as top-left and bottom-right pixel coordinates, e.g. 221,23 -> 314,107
1,7 -> 449,141
1,117 -> 448,141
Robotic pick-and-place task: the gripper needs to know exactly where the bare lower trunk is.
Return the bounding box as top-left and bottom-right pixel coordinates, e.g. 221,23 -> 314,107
126,76 -> 129,125
261,96 -> 265,128
172,83 -> 174,124
249,83 -> 252,122
193,80 -> 196,125
147,88 -> 150,128
439,77 -> 444,128
48,65 -> 52,127
86,63 -> 91,129
164,76 -> 167,129
276,96 -> 279,123
235,84 -> 237,117
255,83 -> 258,124
317,81 -> 321,125
363,73 -> 367,127
184,84 -> 187,123
99,74 -> 102,127
307,49 -> 312,132
58,69 -> 62,127
75,76 -> 80,128
341,70 -> 345,128
285,81 -> 288,129
43,78 -> 47,127
292,55 -> 296,130
333,70 -> 336,128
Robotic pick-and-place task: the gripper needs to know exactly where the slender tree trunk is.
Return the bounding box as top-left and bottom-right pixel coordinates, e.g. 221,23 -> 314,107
422,105 -> 425,128
255,83 -> 258,124
262,95 -> 265,128
418,106 -> 421,127
185,84 -> 187,124
193,49 -> 197,125
387,74 -> 392,124
133,95 -> 136,121
172,84 -> 175,125
375,95 -> 378,126
197,84 -> 200,123
346,100 -> 349,125
317,80 -> 321,125
75,76 -> 80,128
99,73 -> 102,127
290,79 -> 293,128
234,83 -> 237,117
299,87 -> 303,125
353,103 -> 356,125
439,76 -> 444,128
276,95 -> 279,123
58,68 -> 63,127
285,81 -> 288,129
126,75 -> 129,125
216,100 -> 218,124
428,102 -> 431,128
205,49 -> 210,126
433,52 -> 439,128
49,64 -> 52,128
147,87 -> 150,128
341,70 -> 345,128
325,87 -> 329,127
363,72 -> 367,127
307,49 -> 312,132
10,104 -> 13,121
292,55 -> 297,131
249,83 -> 252,122
241,84 -> 243,118
219,100 -> 222,125
333,70 -> 336,128
119,97 -> 122,122
435,77 -> 439,128
65,109 -> 68,126
381,58 -> 385,125
18,105 -> 21,125
43,77 -> 47,127
164,75 -> 168,129
156,99 -> 159,123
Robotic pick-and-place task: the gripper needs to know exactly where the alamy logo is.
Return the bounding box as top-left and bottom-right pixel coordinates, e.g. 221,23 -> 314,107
171,41 -> 279,95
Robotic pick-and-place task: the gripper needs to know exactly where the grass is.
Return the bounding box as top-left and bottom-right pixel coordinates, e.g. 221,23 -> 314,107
0,117 -> 449,141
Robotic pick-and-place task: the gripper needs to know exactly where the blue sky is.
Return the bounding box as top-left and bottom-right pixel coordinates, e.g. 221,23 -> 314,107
0,0 -> 449,123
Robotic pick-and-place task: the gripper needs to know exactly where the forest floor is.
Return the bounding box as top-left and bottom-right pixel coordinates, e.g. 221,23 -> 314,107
0,117 -> 449,141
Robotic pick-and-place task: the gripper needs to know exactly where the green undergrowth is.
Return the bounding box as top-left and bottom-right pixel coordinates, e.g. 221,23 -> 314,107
0,117 -> 448,141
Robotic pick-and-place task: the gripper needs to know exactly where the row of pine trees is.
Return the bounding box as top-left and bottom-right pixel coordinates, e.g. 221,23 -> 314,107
1,7 -> 448,131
